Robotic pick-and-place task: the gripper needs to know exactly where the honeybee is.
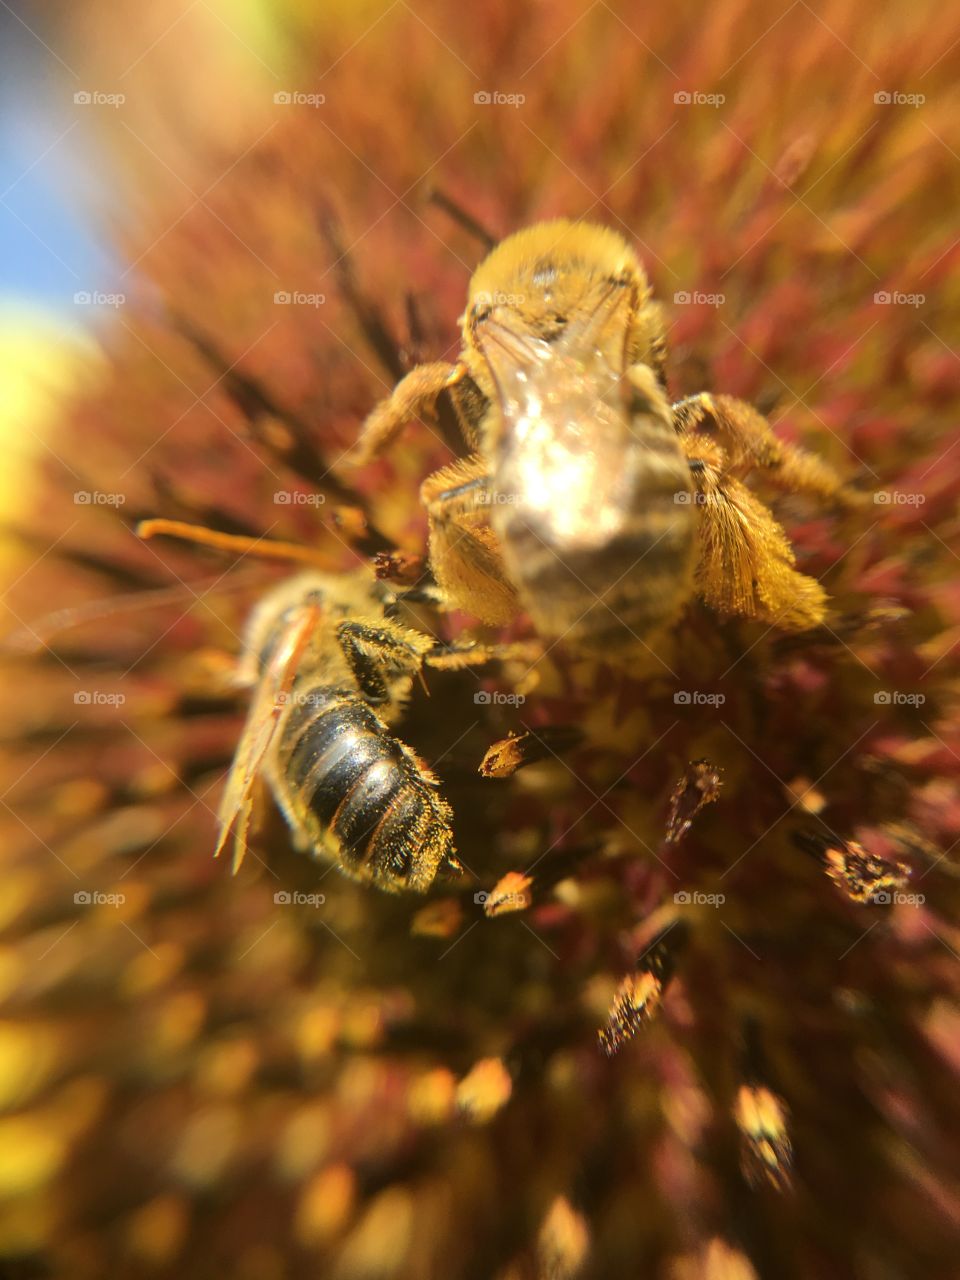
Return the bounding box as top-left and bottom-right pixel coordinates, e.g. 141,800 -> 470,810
127,518 -> 537,892
351,219 -> 853,656
216,567 -> 464,893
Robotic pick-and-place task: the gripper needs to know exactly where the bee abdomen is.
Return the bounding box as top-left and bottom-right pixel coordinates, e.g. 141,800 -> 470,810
499,504 -> 696,652
273,686 -> 454,893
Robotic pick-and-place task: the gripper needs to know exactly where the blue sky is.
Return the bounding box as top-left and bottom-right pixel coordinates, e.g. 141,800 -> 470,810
1,6 -> 119,320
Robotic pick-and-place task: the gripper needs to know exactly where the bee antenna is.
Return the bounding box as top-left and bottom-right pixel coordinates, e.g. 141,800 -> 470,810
136,519 -> 334,569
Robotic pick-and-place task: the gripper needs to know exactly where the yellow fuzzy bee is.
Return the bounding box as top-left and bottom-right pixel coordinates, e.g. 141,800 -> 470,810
352,219 -> 852,657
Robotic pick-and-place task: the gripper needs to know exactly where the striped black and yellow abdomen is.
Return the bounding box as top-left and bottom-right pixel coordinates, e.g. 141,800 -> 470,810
269,684 -> 455,893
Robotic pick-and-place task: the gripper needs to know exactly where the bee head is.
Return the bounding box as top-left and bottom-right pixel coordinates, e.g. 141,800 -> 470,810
463,219 -> 662,374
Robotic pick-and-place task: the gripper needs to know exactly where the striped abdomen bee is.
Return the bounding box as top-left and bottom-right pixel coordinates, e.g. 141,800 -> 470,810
351,219 -> 853,657
218,570 -> 460,893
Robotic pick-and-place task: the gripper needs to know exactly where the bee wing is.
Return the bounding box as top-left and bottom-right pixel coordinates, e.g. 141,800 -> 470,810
477,315 -> 680,551
475,281 -> 630,396
216,603 -> 320,873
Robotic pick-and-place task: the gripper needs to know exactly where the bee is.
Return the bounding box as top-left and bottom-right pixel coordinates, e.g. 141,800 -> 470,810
351,219 -> 853,657
216,567 -> 464,894
37,514 -> 539,894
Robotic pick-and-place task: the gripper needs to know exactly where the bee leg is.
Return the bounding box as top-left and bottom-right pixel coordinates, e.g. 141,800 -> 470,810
679,433 -> 829,631
391,581 -> 446,609
423,639 -> 542,672
672,392 -> 856,504
420,455 -> 522,626
335,618 -> 432,705
349,361 -> 466,465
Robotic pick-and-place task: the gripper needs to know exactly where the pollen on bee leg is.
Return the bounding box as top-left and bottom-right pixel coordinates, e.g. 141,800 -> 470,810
373,549 -> 427,585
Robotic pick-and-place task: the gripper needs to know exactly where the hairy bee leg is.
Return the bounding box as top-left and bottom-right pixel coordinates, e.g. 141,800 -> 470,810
672,392 -> 853,504
420,455 -> 521,626
349,361 -> 465,465
335,617 -> 433,705
678,433 -> 829,630
423,639 -> 543,672
625,360 -> 675,423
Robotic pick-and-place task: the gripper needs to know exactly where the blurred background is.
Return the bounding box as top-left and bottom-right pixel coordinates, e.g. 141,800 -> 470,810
2,2 -> 959,1278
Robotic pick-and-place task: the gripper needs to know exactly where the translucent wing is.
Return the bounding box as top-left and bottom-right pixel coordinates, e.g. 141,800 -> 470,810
215,603 -> 320,872
475,298 -> 688,551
